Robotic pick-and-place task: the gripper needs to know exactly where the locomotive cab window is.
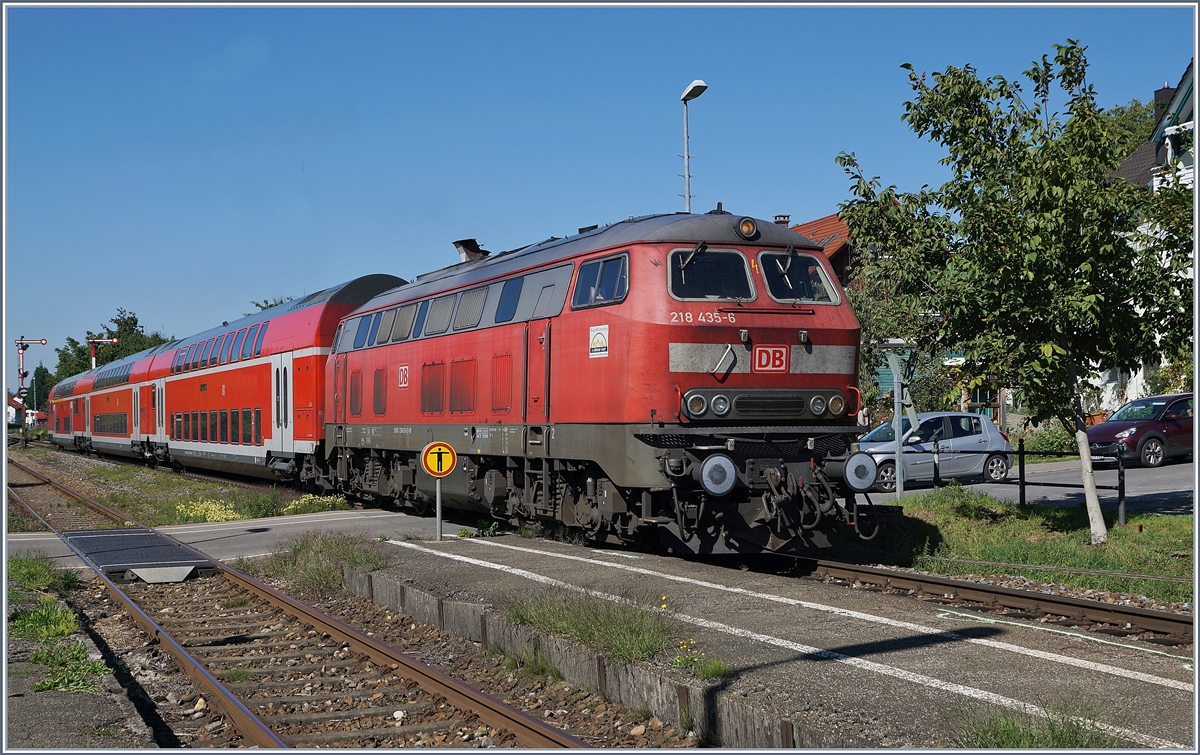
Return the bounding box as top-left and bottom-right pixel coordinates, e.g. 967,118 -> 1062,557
758,250 -> 838,304
573,254 -> 629,308
668,248 -> 754,301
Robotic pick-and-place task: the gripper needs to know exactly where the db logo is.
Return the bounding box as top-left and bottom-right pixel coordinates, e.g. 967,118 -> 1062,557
752,345 -> 789,373
397,364 -> 410,389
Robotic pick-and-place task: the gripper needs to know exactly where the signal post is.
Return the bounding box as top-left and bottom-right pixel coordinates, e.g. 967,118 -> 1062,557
13,337 -> 48,450
421,441 -> 457,541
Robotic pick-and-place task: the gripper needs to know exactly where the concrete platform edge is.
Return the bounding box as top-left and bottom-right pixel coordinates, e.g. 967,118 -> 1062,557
342,565 -> 860,748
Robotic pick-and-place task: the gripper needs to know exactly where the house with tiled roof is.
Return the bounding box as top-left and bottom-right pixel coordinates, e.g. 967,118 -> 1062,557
1115,60 -> 1193,189
785,213 -> 853,285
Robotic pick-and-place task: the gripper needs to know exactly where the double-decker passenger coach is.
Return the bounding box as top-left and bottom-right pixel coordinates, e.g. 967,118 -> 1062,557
323,211 -> 879,554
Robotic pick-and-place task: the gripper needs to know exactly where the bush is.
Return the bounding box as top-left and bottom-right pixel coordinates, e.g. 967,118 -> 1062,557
1010,420 -> 1076,455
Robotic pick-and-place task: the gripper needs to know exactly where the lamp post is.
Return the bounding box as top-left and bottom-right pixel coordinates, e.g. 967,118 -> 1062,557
87,338 -> 119,370
680,79 -> 707,214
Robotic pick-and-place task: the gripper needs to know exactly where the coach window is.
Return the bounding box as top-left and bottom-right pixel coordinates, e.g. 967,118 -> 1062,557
350,371 -> 363,416
190,343 -> 202,371
182,344 -> 196,373
494,278 -> 523,323
200,339 -> 216,369
758,249 -> 838,304
230,329 -> 248,363
230,409 -> 240,444
241,325 -> 260,361
242,409 -> 252,445
209,410 -> 217,442
200,410 -> 208,442
390,303 -> 419,341
220,410 -> 229,443
573,254 -> 629,309
220,332 -> 235,364
209,335 -> 225,367
184,412 -> 191,441
352,315 -> 375,350
424,295 -> 456,336
376,309 -> 397,345
253,322 -> 268,357
453,288 -> 488,330
254,408 -> 262,445
373,369 -> 387,415
667,248 -> 755,301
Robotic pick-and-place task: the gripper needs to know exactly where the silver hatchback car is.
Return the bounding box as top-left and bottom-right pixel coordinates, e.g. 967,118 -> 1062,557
857,412 -> 1014,493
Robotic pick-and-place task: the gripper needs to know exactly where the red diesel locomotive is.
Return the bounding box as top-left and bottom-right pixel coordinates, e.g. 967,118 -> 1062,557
48,210 -> 881,555
323,211 -> 880,553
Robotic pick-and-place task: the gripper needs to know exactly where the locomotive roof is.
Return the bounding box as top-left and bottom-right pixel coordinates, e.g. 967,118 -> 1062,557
362,211 -> 823,311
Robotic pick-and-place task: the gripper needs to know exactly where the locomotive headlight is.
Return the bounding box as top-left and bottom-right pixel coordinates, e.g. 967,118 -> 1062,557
686,394 -> 708,417
810,395 -> 827,415
828,395 -> 846,416
699,454 -> 737,496
710,394 -> 731,416
735,217 -> 758,240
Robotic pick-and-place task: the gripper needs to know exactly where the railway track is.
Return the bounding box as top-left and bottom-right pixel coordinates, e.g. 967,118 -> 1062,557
6,458 -> 586,748
790,557 -> 1193,645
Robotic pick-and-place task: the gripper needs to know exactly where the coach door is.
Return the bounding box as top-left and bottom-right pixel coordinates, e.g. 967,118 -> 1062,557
272,352 -> 295,453
525,319 -> 551,454
153,379 -> 166,443
139,385 -> 154,439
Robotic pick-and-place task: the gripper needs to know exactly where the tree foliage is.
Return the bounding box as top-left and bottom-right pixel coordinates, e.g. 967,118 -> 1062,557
31,363 -> 52,413
52,309 -> 172,384
837,41 -> 1192,543
1102,98 -> 1156,159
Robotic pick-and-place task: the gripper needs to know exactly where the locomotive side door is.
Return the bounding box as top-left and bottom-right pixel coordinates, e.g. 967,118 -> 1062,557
272,352 -> 295,454
333,353 -> 347,425
525,319 -> 551,454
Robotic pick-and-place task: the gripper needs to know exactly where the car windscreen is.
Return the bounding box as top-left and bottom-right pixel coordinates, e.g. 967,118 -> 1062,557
668,249 -> 754,300
759,251 -> 836,303
860,418 -> 912,442
1109,398 -> 1168,421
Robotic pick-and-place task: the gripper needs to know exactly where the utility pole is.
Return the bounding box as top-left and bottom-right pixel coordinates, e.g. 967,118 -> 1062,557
13,337 -> 47,450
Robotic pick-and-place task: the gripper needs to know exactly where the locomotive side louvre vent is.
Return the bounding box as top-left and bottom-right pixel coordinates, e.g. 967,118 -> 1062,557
492,354 -> 512,412
422,362 -> 446,414
453,287 -> 489,330
450,359 -> 477,413
424,295 -> 456,335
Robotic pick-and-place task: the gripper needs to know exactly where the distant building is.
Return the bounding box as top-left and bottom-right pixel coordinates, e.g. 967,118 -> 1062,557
788,213 -> 854,286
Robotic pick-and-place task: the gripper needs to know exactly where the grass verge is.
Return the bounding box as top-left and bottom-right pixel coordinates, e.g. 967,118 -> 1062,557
504,589 -> 672,664
236,529 -> 388,596
948,699 -> 1119,748
27,642 -> 110,693
9,597 -> 80,641
831,485 -> 1192,604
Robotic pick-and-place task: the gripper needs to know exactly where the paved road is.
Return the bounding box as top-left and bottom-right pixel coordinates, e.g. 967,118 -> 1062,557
875,458 -> 1194,516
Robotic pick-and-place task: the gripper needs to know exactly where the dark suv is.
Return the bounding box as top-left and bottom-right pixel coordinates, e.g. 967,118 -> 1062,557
1086,393 -> 1193,467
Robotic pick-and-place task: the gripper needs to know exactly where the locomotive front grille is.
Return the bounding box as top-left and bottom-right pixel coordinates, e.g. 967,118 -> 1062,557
733,395 -> 806,418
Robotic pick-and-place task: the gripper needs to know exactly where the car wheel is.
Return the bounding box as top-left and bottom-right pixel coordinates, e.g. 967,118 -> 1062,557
1139,437 -> 1165,468
984,454 -> 1009,482
874,461 -> 897,493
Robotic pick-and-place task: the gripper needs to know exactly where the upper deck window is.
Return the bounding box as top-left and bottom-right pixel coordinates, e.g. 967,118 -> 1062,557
758,250 -> 838,304
667,248 -> 754,301
573,254 -> 628,309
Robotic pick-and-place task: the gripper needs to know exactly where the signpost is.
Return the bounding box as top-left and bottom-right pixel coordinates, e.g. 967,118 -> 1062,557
420,441 -> 457,541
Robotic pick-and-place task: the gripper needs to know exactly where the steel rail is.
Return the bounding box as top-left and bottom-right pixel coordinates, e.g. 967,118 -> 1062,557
7,458 -> 586,748
6,485 -> 288,748
798,557 -> 1193,640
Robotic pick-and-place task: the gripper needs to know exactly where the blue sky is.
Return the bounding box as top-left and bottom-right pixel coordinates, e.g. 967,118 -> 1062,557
3,3 -> 1195,390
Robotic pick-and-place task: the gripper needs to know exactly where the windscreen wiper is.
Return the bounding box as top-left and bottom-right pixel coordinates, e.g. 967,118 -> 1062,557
775,244 -> 796,290
679,241 -> 708,284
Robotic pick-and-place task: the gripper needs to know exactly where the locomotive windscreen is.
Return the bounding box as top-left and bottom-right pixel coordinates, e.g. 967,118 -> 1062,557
668,249 -> 753,300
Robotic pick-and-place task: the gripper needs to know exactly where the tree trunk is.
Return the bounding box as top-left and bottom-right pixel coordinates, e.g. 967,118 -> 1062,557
1065,360 -> 1107,545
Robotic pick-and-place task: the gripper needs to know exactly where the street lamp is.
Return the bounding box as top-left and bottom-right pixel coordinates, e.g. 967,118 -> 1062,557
680,79 -> 707,214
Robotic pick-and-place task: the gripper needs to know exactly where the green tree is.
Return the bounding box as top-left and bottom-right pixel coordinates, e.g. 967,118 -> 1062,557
837,41 -> 1190,544
31,363 -> 52,412
52,309 -> 172,384
1102,98 -> 1156,159
245,296 -> 293,316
